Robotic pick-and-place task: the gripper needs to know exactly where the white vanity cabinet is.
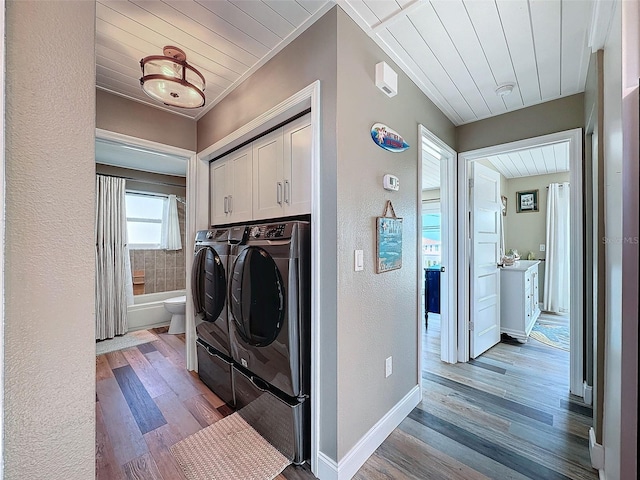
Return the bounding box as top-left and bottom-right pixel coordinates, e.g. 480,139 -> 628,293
209,144 -> 253,226
253,113 -> 311,220
500,260 -> 541,342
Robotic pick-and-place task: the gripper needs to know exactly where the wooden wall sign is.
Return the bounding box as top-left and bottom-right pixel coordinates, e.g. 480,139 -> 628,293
376,200 -> 403,273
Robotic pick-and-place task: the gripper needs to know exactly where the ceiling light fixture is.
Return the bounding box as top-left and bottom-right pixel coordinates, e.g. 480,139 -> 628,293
140,46 -> 205,109
495,83 -> 515,97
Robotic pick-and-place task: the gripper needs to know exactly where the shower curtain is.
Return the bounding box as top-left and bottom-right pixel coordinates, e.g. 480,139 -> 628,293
95,175 -> 133,340
543,182 -> 570,313
162,194 -> 182,251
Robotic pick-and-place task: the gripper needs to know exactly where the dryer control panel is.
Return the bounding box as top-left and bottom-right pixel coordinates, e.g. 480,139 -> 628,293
249,224 -> 287,239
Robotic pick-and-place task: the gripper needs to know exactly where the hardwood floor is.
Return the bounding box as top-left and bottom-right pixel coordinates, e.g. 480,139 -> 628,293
95,328 -> 313,480
354,315 -> 597,480
97,322 -> 596,479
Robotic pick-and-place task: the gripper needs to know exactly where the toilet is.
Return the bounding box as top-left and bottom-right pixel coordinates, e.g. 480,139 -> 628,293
163,296 -> 186,334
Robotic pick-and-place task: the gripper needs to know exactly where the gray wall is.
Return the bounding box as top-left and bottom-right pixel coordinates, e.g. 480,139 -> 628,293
97,89 -> 196,151
197,7 -> 340,460
457,94 -> 585,152
504,172 -> 570,291
4,1 -> 96,477
335,8 -> 455,460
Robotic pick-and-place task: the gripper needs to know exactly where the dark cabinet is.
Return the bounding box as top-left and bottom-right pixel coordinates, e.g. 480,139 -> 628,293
424,266 -> 441,326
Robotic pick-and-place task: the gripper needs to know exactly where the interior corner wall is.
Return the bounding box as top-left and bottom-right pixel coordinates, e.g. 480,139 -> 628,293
602,3 -> 623,479
335,7 -> 455,461
196,7 -> 339,461
4,1 -> 96,478
96,89 -> 197,151
456,94 -> 585,153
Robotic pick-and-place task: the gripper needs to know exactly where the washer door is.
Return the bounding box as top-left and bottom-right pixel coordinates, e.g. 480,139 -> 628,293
230,247 -> 285,347
191,246 -> 226,322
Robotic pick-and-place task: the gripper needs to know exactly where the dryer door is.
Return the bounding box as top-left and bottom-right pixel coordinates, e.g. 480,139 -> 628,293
192,246 -> 226,322
229,246 -> 285,347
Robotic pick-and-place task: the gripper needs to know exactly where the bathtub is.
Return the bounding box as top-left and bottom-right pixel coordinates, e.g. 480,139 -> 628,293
128,290 -> 186,332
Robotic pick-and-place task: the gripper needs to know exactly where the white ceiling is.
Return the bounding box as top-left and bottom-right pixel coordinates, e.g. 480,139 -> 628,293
422,140 -> 569,189
96,138 -> 189,176
340,0 -> 594,125
96,0 -> 596,126
485,141 -> 570,178
96,0 -> 332,120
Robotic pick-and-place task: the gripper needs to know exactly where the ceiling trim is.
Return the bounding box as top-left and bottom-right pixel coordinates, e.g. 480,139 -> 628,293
588,0 -> 617,52
193,1 -> 336,121
96,128 -> 195,158
371,0 -> 426,33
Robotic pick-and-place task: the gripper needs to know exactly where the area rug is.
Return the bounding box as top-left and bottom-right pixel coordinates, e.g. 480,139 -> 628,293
95,330 -> 158,356
170,412 -> 290,480
530,316 -> 570,351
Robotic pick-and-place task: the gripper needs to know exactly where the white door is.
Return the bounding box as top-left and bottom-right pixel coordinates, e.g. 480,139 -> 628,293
253,128 -> 284,220
283,113 -> 311,216
470,162 -> 501,358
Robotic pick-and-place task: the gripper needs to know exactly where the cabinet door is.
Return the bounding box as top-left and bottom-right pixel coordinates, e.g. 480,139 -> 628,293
253,128 -> 284,220
210,159 -> 228,226
283,113 -> 312,216
228,145 -> 253,223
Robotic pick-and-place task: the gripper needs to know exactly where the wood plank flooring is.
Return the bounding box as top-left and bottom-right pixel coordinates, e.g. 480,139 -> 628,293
95,328 -> 313,480
96,321 -> 596,479
354,315 -> 597,480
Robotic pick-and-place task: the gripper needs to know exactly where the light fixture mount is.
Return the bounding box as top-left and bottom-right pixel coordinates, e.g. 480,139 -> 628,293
495,83 -> 515,97
140,45 -> 205,109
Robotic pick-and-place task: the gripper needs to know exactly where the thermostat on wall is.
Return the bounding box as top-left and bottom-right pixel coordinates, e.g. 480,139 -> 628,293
383,174 -> 399,191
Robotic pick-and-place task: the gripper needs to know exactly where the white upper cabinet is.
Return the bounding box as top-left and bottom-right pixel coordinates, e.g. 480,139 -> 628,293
209,144 -> 253,226
252,128 -> 284,220
209,112 -> 311,226
253,113 -> 311,221
283,114 -> 312,217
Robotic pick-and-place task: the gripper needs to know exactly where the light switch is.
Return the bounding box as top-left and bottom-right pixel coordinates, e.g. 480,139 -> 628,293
540,244 -> 546,252
355,250 -> 364,271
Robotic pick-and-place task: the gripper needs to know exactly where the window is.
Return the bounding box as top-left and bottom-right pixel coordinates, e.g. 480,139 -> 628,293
126,192 -> 166,249
422,200 -> 442,267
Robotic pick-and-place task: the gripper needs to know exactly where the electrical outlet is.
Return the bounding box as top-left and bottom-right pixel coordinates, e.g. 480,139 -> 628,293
385,356 -> 392,378
540,244 -> 546,252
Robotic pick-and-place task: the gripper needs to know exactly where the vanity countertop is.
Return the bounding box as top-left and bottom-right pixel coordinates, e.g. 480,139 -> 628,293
501,260 -> 540,271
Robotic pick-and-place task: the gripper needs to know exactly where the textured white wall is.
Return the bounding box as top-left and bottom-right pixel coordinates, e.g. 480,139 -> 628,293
4,1 -> 96,478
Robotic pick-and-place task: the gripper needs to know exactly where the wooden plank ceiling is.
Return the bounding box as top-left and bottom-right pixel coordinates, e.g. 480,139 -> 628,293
96,0 -> 331,120
341,0 -> 594,126
97,1 -> 594,126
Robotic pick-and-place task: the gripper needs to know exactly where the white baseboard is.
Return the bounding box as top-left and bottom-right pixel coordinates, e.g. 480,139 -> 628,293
316,385 -> 421,480
589,427 -> 604,471
583,382 -> 593,406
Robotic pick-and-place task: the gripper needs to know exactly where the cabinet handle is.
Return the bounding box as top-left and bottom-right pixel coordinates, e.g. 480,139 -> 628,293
277,182 -> 283,205
228,195 -> 233,213
284,180 -> 290,204
223,196 -> 228,214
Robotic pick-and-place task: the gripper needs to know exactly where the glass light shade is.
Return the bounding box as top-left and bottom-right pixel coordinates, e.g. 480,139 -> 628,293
140,55 -> 205,108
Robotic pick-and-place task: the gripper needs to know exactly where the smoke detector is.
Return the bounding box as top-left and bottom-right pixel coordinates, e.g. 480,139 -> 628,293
495,83 -> 515,97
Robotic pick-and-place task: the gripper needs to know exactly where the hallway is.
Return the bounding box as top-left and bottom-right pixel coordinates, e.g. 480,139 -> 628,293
355,316 -> 597,479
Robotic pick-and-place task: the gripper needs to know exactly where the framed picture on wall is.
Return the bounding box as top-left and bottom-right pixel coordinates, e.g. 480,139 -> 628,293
501,195 -> 508,216
516,189 -> 539,213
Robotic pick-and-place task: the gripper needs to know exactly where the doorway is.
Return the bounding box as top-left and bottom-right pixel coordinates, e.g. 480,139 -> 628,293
417,125 -> 457,368
457,128 -> 585,399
